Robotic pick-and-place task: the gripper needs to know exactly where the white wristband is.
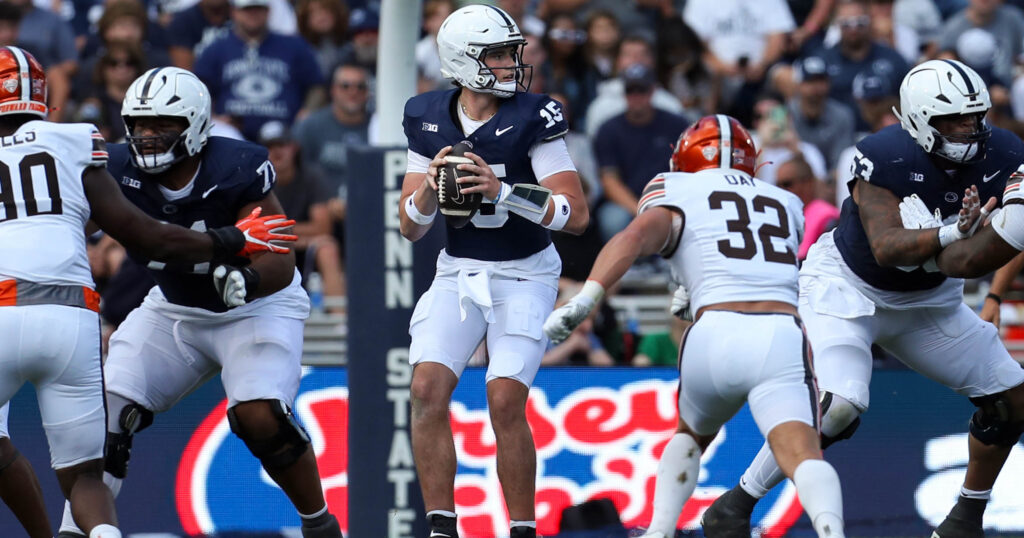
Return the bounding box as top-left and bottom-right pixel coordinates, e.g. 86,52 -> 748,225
580,279 -> 605,303
937,223 -> 965,248
404,191 -> 435,225
490,182 -> 512,204
544,194 -> 571,231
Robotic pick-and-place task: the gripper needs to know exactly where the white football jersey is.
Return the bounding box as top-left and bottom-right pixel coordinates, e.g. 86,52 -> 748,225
638,168 -> 805,312
0,120 -> 108,287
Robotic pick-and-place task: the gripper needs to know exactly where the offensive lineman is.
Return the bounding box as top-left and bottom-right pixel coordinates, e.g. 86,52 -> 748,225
0,46 -> 292,538
545,115 -> 846,538
702,59 -> 1024,538
57,67 -> 341,538
398,4 -> 589,537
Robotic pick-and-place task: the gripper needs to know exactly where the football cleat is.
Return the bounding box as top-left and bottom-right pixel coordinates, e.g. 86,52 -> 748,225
428,513 -> 459,538
510,526 -> 537,538
301,512 -> 342,538
931,497 -> 986,538
701,485 -> 756,538
56,531 -> 85,538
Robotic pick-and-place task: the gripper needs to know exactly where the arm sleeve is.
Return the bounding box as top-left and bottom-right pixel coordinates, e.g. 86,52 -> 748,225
87,126 -> 108,168
531,138 -> 577,183
406,150 -> 431,174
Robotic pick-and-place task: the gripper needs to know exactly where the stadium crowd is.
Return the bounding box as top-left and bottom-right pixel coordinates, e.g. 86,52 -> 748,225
14,0 -> 1021,363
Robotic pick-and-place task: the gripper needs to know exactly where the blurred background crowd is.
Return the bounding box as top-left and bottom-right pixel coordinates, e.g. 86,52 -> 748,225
23,0 -> 1021,364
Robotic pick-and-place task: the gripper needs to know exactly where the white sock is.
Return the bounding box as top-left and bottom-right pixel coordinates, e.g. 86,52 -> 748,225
88,523 -> 121,538
646,433 -> 702,535
427,509 -> 457,519
739,440 -> 786,498
510,520 -> 536,528
960,487 -> 992,500
300,504 -> 328,519
59,471 -> 123,534
793,460 -> 845,538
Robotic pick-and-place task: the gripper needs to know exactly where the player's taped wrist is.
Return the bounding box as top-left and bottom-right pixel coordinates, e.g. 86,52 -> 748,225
938,223 -> 968,248
579,279 -> 605,304
404,191 -> 436,225
206,226 -> 245,261
544,194 -> 571,231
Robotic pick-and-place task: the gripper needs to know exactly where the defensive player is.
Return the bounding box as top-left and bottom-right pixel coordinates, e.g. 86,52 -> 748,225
56,67 -> 342,538
702,59 -> 1024,538
0,404 -> 52,537
398,5 -> 589,538
0,46 -> 291,538
545,115 -> 845,538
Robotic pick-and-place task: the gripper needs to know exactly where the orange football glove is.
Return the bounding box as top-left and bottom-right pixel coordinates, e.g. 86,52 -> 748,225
235,207 -> 297,255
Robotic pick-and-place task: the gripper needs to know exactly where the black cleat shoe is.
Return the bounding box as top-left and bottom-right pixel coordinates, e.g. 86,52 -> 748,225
429,514 -> 459,538
301,512 -> 343,538
931,497 -> 986,538
701,485 -> 757,538
56,532 -> 86,538
510,526 -> 537,538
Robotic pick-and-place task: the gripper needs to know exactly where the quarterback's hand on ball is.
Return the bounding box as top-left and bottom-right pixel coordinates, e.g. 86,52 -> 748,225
898,194 -> 941,230
455,152 -> 502,202
212,265 -> 260,307
425,145 -> 452,192
235,207 -> 297,256
543,280 -> 606,344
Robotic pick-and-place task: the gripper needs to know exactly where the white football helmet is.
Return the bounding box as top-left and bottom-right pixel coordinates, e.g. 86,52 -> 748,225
436,4 -> 531,98
893,59 -> 991,164
122,67 -> 212,173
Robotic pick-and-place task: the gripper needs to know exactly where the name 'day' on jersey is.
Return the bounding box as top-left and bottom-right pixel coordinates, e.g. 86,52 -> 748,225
108,137 -> 275,312
403,89 -> 569,262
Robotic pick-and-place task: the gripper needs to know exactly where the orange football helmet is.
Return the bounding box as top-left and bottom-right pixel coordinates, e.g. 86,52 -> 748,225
670,114 -> 757,175
0,46 -> 47,118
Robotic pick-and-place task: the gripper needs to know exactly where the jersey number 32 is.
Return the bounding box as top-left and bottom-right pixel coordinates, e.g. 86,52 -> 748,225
709,191 -> 796,265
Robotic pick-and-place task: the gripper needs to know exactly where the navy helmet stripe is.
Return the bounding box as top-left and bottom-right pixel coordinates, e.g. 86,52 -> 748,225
942,59 -> 975,94
486,5 -> 520,37
139,68 -> 164,104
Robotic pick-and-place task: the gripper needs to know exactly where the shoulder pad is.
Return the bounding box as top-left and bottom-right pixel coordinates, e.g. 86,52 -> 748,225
521,93 -> 569,143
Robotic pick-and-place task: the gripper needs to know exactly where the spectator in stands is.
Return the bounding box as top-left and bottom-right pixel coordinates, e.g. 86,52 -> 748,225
659,15 -> 714,116
74,0 -> 171,103
864,0 -> 920,63
336,6 -> 378,77
540,12 -> 598,131
788,55 -> 856,173
752,93 -> 827,186
785,0 -> 834,55
775,154 -> 839,261
293,63 -> 370,218
499,0 -> 544,36
193,0 -> 325,141
0,2 -> 21,47
415,0 -> 453,93
947,27 -> 1024,136
75,41 -> 146,142
683,0 -> 795,124
935,0 -> 1024,87
632,315 -> 689,367
296,0 -> 349,79
6,0 -> 77,122
584,34 -> 686,138
817,0 -> 909,131
833,71 -> 899,206
593,63 -> 690,240
582,9 -> 620,81
261,121 -> 346,306
167,0 -> 231,70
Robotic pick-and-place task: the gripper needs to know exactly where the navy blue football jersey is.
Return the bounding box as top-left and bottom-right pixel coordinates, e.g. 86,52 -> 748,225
834,124 -> 1024,291
403,89 -> 569,261
109,137 -> 276,312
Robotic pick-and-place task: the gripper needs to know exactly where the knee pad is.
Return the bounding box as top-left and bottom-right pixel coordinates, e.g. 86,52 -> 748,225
969,393 -> 1024,447
104,403 -> 154,479
227,400 -> 310,470
819,392 -> 863,450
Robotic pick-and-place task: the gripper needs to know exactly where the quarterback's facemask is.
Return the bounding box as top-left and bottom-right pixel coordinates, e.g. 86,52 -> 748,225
437,4 -> 533,98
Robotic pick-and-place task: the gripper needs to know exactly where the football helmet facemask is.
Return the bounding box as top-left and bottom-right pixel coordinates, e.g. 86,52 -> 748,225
671,114 -> 758,176
122,67 -> 212,173
0,46 -> 47,118
893,59 -> 991,164
437,4 -> 532,98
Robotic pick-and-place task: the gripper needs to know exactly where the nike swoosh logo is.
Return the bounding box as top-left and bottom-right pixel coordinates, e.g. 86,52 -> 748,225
983,170 -> 1001,182
495,125 -> 514,136
202,185 -> 218,198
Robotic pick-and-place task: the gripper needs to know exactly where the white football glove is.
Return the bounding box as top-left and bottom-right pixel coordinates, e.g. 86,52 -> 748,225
212,265 -> 260,307
670,286 -> 692,321
898,194 -> 941,230
543,280 -> 605,344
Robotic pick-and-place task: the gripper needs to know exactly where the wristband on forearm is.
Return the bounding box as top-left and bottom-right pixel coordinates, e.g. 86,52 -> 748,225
404,191 -> 436,225
206,226 -> 245,261
545,194 -> 571,231
987,292 -> 1002,305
